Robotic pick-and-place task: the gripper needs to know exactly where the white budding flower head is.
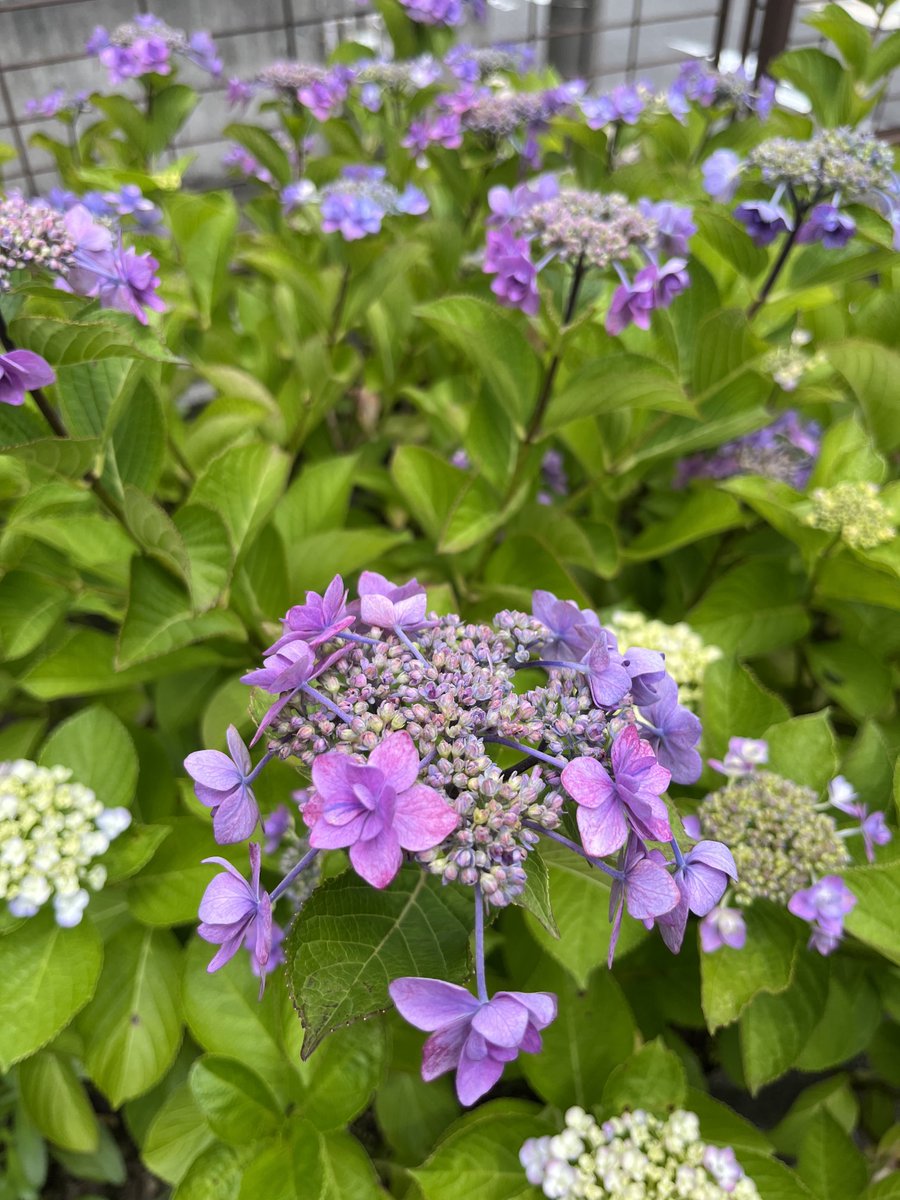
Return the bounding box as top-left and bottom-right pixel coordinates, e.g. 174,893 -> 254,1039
0,760 -> 130,926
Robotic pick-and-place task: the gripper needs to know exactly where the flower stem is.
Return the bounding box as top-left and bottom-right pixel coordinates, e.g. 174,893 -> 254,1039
526,821 -> 623,879
394,625 -> 429,667
526,252 -> 586,442
484,735 -> 566,771
747,188 -> 814,318
301,684 -> 353,724
473,883 -> 488,1003
271,847 -> 318,902
246,750 -> 275,784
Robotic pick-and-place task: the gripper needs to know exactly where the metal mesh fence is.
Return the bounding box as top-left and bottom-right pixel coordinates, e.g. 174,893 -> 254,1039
0,0 -> 897,191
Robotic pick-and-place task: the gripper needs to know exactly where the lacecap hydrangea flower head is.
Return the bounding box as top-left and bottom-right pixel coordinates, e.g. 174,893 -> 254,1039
521,1106 -> 761,1199
186,576 -> 737,1105
481,174 -> 694,332
691,741 -> 891,957
86,12 -> 221,83
0,760 -> 131,927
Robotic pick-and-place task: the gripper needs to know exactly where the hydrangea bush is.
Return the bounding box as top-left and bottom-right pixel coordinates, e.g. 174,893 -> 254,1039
0,1 -> 899,1197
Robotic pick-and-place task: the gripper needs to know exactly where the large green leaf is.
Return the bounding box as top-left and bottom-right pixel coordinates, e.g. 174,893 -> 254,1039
827,340 -> 900,453
412,1100 -> 548,1200
166,191 -> 238,325
0,911 -> 103,1069
700,903 -> 802,1032
10,314 -> 172,367
689,559 -> 810,655
121,485 -> 191,585
78,924 -> 183,1106
601,1039 -> 688,1115
763,712 -> 838,794
416,296 -> 541,434
286,866 -> 472,1058
190,444 -> 289,556
740,954 -> 824,1092
843,859 -> 900,965
519,960 -> 636,1109
0,570 -> 68,660
701,660 -> 790,762
17,1051 -> 99,1153
238,1121 -> 386,1200
772,47 -> 852,126
626,492 -> 745,560
274,454 -> 360,545
522,841 -> 646,988
174,503 -> 234,611
542,355 -> 692,432
142,1082 -> 216,1186
127,816 -> 224,927
292,1019 -> 386,1132
39,703 -> 138,811
117,556 -> 245,669
797,1110 -> 867,1200
190,1055 -> 282,1144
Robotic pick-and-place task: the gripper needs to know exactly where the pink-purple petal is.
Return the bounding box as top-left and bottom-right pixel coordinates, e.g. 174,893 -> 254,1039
389,978 -> 480,1030
349,828 -> 403,888
368,730 -> 420,793
470,995 -> 529,1048
392,783 -> 458,851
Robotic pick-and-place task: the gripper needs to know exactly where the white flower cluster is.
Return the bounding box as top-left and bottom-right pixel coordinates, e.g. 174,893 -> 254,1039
606,611 -> 722,708
0,760 -> 131,927
520,1107 -> 760,1200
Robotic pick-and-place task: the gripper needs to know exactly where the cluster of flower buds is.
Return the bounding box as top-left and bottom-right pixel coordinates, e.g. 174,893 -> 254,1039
521,1106 -> 761,1199
278,165 -> 429,240
804,481 -> 896,549
691,741 -> 891,956
185,574 -> 736,1104
674,410 -> 822,490
86,12 -> 221,84
480,174 -> 693,331
704,127 -> 895,250
0,193 -> 165,325
0,760 -> 131,927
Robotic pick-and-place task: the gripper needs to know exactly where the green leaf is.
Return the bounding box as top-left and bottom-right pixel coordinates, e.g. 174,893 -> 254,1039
78,924 -> 182,1107
764,712 -> 838,794
412,1100 -> 547,1200
522,841 -> 646,988
601,1039 -> 687,1115
190,444 -> 289,556
806,640 -> 894,720
0,911 -> 103,1070
173,1143 -> 243,1200
391,445 -> 469,542
701,660 -> 790,762
513,848 -> 558,937
0,570 -> 68,660
39,703 -> 138,811
292,1019 -> 386,1131
689,559 -> 810,655
692,309 -> 766,396
843,859 -> 900,965
182,936 -> 297,1093
797,960 -> 881,1072
175,503 -> 234,611
286,866 -> 472,1059
274,454 -> 360,544
121,485 -> 191,584
18,1051 -> 99,1154
52,357 -> 133,436
520,960 -> 636,1110
772,47 -> 852,127
10,315 -> 171,367
626,492 -> 745,560
416,296 -> 541,435
166,191 -> 238,325
542,355 -> 692,432
738,1151 -> 817,1200
740,954 -> 824,1092
806,4 -> 870,73
52,1121 -> 126,1187
117,556 -> 245,669
127,816 -> 223,927
694,210 -> 768,279
686,1088 -> 773,1153
6,435 -> 100,479
700,903 -> 802,1031
797,1110 -> 867,1200
239,1121 -> 385,1200
111,380 -> 167,493
827,340 -> 900,453
865,27 -> 900,81
98,822 -> 171,885
285,528 -> 410,595
190,1055 -> 282,1144
224,122 -> 292,186
142,1082 -> 217,1186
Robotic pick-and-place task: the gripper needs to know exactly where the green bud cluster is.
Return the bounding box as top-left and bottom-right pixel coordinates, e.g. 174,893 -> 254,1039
805,481 -> 895,549
697,771 -> 848,906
